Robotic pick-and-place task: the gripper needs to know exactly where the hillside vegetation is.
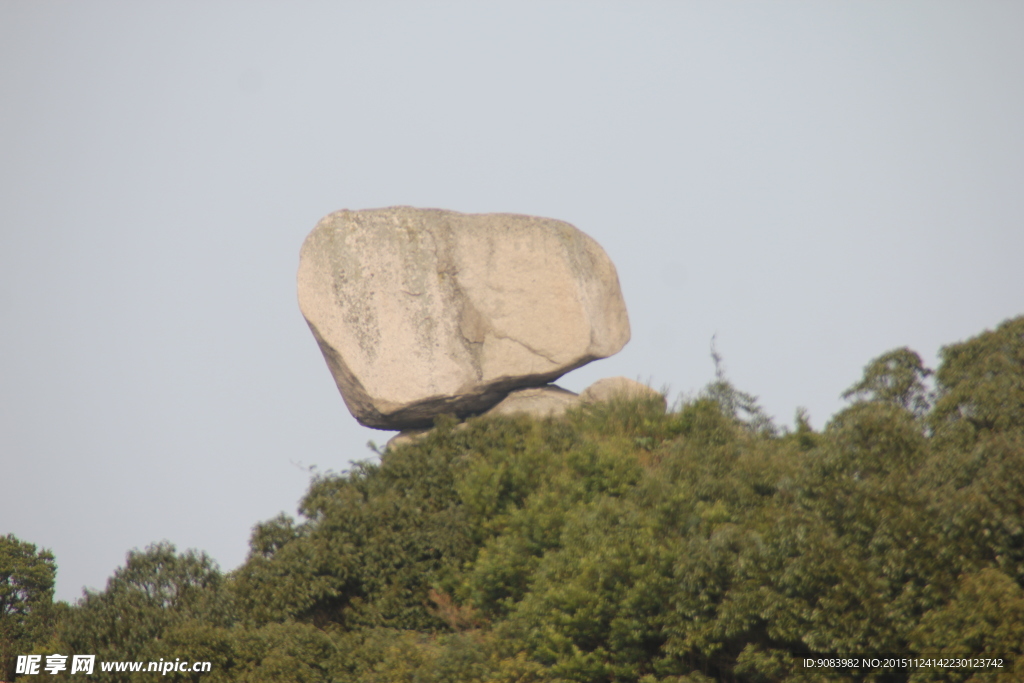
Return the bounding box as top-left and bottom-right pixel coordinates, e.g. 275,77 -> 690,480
5,316 -> 1024,682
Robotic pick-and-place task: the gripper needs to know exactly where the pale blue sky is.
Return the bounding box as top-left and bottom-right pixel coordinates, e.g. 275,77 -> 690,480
2,2 -> 1022,602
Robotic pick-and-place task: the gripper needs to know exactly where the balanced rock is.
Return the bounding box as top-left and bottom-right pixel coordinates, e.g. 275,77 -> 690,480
298,207 -> 630,429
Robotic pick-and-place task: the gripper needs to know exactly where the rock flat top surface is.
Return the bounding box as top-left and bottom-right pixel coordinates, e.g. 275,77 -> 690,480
298,207 -> 630,429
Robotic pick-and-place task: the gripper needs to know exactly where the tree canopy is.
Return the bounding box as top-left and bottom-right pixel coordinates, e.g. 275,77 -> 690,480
1,534 -> 58,682
12,315 -> 1024,682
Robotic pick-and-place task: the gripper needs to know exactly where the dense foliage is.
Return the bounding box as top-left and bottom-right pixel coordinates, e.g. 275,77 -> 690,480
9,316 -> 1024,682
1,535 -> 60,681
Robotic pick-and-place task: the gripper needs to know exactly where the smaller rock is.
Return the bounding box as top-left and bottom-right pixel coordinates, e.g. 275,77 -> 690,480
385,379 -> 663,449
483,385 -> 581,419
580,377 -> 666,412
385,429 -> 431,451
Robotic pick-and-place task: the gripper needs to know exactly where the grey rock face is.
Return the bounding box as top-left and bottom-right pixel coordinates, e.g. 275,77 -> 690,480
298,207 -> 630,430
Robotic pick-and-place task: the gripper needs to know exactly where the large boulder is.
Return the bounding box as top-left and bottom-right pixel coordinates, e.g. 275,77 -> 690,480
298,207 -> 630,429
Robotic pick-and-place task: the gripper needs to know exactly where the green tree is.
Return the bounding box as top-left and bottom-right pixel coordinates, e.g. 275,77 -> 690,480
57,542 -> 226,682
704,340 -> 777,436
231,419 -> 477,632
0,534 -> 57,681
920,432 -> 1024,587
909,568 -> 1024,683
841,347 -> 933,417
930,316 -> 1024,441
